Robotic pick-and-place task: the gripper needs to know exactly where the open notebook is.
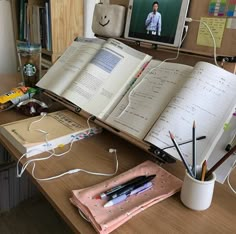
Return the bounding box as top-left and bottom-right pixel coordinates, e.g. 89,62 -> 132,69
37,37 -> 236,178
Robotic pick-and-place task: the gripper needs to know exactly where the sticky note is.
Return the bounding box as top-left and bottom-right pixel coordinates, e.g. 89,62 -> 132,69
226,18 -> 236,29
197,17 -> 226,48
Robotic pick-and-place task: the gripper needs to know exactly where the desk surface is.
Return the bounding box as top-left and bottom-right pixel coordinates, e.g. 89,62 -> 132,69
0,75 -> 236,233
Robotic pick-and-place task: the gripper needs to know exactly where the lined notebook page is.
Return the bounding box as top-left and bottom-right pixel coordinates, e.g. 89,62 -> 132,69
145,61 -> 236,164
106,60 -> 193,139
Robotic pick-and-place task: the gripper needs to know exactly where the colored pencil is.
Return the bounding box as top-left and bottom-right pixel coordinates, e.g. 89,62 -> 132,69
205,144 -> 236,179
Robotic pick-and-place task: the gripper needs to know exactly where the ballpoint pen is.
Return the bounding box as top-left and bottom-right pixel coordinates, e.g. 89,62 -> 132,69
104,181 -> 153,208
110,174 -> 156,199
162,136 -> 206,150
97,175 -> 149,200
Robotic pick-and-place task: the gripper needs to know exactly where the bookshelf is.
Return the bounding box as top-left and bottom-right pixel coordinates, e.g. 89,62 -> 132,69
11,0 -> 84,67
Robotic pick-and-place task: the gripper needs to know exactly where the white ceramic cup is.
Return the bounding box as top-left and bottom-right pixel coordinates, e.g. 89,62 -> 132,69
180,166 -> 216,211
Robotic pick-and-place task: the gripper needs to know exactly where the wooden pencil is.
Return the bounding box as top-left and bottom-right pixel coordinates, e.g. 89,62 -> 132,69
201,160 -> 207,181
169,131 -> 194,178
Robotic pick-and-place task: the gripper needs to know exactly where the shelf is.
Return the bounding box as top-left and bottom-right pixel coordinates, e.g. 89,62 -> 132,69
11,0 -> 84,64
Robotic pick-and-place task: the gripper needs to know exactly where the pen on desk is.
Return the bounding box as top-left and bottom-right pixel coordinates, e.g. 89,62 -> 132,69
225,131 -> 236,152
192,121 -> 196,178
162,136 -> 206,150
96,175 -> 148,200
110,174 -> 156,199
201,160 -> 207,181
104,181 -> 153,208
205,144 -> 236,179
169,131 -> 194,178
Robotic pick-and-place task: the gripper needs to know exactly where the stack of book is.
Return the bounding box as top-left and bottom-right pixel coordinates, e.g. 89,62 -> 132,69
19,0 -> 51,50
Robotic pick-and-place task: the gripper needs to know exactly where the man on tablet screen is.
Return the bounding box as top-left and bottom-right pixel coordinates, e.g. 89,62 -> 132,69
145,1 -> 162,38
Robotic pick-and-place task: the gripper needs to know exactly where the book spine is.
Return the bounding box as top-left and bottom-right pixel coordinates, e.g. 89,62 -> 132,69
24,2 -> 29,41
39,7 -> 46,48
19,0 -> 25,41
45,1 -> 51,50
25,126 -> 103,158
48,0 -> 52,50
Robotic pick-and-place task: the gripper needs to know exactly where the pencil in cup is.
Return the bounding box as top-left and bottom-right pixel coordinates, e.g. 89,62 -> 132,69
192,121 -> 196,178
169,131 -> 194,178
201,160 -> 207,181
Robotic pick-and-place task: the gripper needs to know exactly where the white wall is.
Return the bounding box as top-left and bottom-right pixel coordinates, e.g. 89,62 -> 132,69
83,0 -> 100,38
0,0 -> 17,74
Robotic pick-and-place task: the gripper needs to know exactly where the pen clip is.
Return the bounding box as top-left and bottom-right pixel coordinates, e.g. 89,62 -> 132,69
136,185 -> 153,195
130,182 -> 153,196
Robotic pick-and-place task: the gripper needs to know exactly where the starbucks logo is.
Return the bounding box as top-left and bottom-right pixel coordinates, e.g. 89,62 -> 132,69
23,63 -> 36,76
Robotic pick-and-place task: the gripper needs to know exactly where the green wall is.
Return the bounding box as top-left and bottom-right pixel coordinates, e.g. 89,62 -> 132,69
130,0 -> 182,37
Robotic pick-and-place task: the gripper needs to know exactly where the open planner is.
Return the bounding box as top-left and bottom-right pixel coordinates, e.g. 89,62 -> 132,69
37,37 -> 236,166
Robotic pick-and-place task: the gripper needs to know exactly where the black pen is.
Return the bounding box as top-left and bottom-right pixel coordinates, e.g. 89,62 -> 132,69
96,175 -> 148,200
192,121 -> 196,178
110,174 -> 156,199
162,136 -> 206,150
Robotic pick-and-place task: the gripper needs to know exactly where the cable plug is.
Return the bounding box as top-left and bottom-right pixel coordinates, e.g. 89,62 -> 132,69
109,148 -> 116,153
185,17 -> 192,22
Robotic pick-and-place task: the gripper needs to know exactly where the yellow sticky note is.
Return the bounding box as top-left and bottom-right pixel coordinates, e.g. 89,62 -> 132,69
197,17 -> 226,48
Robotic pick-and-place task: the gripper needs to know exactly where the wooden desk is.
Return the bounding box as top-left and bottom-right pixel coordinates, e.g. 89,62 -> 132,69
0,75 -> 236,233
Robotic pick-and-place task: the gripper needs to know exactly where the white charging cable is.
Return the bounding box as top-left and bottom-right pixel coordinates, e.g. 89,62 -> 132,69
186,18 -> 218,66
17,112 -> 88,176
17,113 -> 55,177
16,150 -> 54,178
17,113 -> 119,181
31,148 -> 118,181
227,159 -> 236,194
17,133 -> 88,178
